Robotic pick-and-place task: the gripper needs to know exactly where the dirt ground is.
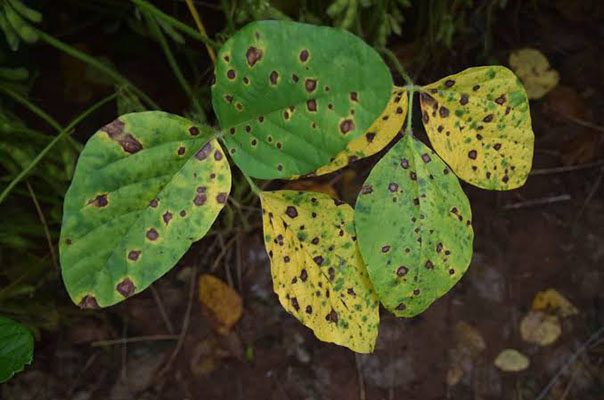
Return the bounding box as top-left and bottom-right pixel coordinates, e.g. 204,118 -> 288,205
2,1 -> 604,400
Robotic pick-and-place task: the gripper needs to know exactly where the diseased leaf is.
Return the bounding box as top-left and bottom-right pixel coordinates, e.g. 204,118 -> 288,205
355,135 -> 473,317
60,112 -> 231,308
509,48 -> 559,100
199,274 -> 243,335
494,349 -> 530,372
420,66 -> 534,190
0,316 -> 33,383
312,86 -> 408,176
260,190 -> 379,352
212,20 -> 392,179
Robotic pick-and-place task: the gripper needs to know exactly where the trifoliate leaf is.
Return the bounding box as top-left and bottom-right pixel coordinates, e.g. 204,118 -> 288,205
261,190 -> 379,352
60,112 -> 231,308
420,66 -> 534,190
355,135 -> 473,317
212,20 -> 392,179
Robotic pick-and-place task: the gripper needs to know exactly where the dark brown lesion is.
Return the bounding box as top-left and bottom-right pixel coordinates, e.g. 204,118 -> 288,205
304,78 -> 317,92
245,46 -> 263,67
339,119 -> 355,134
216,193 -> 228,204
88,194 -> 109,208
102,119 -> 143,154
195,142 -> 213,160
269,70 -> 279,85
146,228 -> 159,241
325,309 -> 338,323
306,99 -> 317,112
79,294 -> 99,309
299,49 -> 309,62
116,278 -> 136,298
163,211 -> 173,225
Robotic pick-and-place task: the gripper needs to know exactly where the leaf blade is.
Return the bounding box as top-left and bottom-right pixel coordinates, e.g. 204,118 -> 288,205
60,111 -> 231,308
261,190 -> 379,352
0,316 -> 33,383
420,66 -> 534,190
212,20 -> 392,179
355,135 -> 474,317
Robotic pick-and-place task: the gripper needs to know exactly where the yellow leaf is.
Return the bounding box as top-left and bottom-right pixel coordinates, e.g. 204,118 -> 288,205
520,311 -> 561,346
494,349 -> 530,372
509,48 -> 559,100
260,190 -> 379,353
420,66 -> 534,190
198,274 -> 243,335
310,87 -> 408,177
532,288 -> 579,318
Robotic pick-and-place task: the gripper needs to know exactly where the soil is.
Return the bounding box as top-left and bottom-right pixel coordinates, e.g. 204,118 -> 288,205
2,1 -> 604,399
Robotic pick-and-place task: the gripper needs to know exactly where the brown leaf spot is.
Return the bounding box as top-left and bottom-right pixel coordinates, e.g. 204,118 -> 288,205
227,69 -> 236,79
194,193 -> 207,206
304,78 -> 317,92
313,256 -> 324,266
146,228 -> 159,241
460,94 -> 469,105
425,260 -> 434,269
214,150 -> 223,161
269,70 -> 279,85
177,146 -> 186,156
350,92 -> 358,102
325,309 -> 338,323
128,250 -> 141,261
300,269 -> 308,282
439,106 -> 450,118
493,143 -> 502,151
306,99 -> 317,112
245,46 -> 262,67
216,192 -> 228,203
361,185 -> 373,194
396,266 -> 408,276
365,132 -> 376,142
422,153 -> 431,163
483,114 -> 494,123
285,206 -> 298,218
422,110 -> 429,123
189,126 -> 200,136
305,305 -> 312,314
468,150 -> 477,159
382,245 -> 391,253
195,142 -> 213,160
401,159 -> 409,169
116,278 -> 136,298
163,211 -> 173,225
388,182 -> 399,192
339,119 -> 355,134
495,94 -> 506,105
299,49 -> 309,62
472,84 -> 480,91
445,79 -> 455,88
89,194 -> 109,208
79,295 -> 99,309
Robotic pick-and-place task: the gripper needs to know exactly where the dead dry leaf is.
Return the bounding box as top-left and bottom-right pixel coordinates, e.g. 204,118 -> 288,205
494,349 -> 530,372
532,288 -> 579,318
509,48 -> 559,100
520,311 -> 561,346
198,274 -> 243,335
283,179 -> 338,198
446,321 -> 486,386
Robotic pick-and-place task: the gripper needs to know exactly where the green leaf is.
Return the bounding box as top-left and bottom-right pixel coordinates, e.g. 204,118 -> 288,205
355,135 -> 474,317
0,316 -> 33,383
419,66 -> 534,190
60,112 -> 231,308
261,190 -> 379,352
212,20 -> 392,179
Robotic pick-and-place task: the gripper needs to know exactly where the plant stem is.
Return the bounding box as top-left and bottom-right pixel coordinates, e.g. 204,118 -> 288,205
405,87 -> 415,137
185,0 -> 216,64
35,29 -> 159,110
0,93 -> 118,204
144,12 -> 206,122
241,170 -> 261,196
380,47 -> 414,86
131,0 -> 219,49
0,85 -> 62,132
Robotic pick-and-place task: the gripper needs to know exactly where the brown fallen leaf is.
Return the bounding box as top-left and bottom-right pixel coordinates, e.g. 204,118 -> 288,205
532,288 -> 579,318
199,274 -> 243,335
520,310 -> 561,346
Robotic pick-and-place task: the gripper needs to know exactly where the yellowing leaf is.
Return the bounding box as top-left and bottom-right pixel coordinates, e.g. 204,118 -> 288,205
532,288 -> 578,318
494,349 -> 530,372
509,48 -> 559,100
520,311 -> 561,346
199,274 -> 243,335
420,66 -> 534,190
312,87 -> 408,176
260,190 -> 379,353
454,321 -> 486,356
